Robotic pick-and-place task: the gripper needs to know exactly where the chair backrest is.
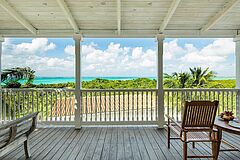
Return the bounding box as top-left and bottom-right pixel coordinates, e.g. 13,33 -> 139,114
181,101 -> 219,129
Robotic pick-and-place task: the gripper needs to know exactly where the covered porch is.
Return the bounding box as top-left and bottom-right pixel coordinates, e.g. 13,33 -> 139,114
1,0 -> 240,159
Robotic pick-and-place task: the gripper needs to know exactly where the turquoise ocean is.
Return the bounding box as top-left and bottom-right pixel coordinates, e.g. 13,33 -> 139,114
20,76 -> 236,85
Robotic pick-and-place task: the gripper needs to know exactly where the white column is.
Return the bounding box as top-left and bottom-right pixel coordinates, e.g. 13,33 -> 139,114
0,37 -> 4,124
156,34 -> 165,128
234,35 -> 240,118
74,34 -> 82,129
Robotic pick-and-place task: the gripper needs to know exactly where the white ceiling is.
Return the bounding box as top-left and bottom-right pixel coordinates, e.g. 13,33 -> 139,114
0,0 -> 240,38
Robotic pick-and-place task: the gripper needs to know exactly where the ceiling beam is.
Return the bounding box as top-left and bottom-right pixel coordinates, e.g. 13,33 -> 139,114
56,0 -> 80,33
0,29 -> 237,38
117,0 -> 121,35
0,0 -> 36,35
159,0 -> 181,33
201,0 -> 240,32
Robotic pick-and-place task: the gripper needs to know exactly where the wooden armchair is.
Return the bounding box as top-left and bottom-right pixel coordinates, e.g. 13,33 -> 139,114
166,101 -> 219,160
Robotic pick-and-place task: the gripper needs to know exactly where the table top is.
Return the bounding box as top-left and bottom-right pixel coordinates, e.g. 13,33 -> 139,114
214,117 -> 240,135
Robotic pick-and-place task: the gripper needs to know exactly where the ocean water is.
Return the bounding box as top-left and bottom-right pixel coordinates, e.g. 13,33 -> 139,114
17,76 -> 235,85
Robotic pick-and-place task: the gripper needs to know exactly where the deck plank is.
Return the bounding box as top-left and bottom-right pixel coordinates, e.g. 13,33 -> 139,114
109,127 -> 118,160
128,127 -> 142,160
92,127 -> 108,160
0,126 -> 239,160
100,127 -> 112,160
83,127 -> 102,160
133,126 -> 150,160
59,127 -> 87,160
117,127 -> 125,160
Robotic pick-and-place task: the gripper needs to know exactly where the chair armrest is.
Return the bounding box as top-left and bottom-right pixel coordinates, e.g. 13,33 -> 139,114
165,114 -> 182,128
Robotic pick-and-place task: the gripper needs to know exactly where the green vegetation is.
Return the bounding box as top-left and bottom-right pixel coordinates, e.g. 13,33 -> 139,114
1,67 -> 35,88
19,78 -> 235,89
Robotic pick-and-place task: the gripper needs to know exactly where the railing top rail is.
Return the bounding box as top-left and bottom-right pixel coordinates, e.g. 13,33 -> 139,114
0,88 -> 239,92
164,88 -> 239,92
81,88 -> 158,92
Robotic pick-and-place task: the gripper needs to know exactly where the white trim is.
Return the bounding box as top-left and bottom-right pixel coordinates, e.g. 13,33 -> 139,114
159,0 -> 181,33
56,0 -> 80,33
0,37 -> 3,124
0,0 -> 36,35
117,0 -> 121,35
0,29 -> 238,38
200,0 -> 240,32
156,34 -> 165,128
74,34 -> 82,129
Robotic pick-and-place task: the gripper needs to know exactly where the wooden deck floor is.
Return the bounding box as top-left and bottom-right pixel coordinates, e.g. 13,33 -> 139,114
1,126 -> 240,160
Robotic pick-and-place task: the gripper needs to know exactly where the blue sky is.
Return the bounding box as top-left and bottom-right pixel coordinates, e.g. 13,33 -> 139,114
2,38 -> 235,77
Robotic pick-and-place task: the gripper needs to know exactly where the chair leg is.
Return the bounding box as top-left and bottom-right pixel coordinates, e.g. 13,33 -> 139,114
167,125 -> 170,148
24,139 -> 31,159
183,142 -> 188,160
192,142 -> 195,148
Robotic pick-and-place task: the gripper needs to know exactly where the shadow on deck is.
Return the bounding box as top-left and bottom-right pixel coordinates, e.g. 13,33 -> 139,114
1,126 -> 240,160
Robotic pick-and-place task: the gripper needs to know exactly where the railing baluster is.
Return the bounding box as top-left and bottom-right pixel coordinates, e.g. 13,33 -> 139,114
150,91 -> 153,121
8,91 -> 11,121
3,91 -> 6,122
109,91 -> 111,121
155,90 -> 157,121
27,92 -> 30,114
137,91 -> 139,121
146,91 -> 148,121
123,91 -> 125,122
171,91 -> 174,119
114,91 -> 116,121
32,91 -> 34,113
128,91 -> 130,121
13,91 -> 16,120
132,91 -> 134,121
118,91 -> 120,121
222,91 -> 225,111
64,90 -> 67,121
100,91 -> 102,121
91,92 -> 93,122
50,91 -> 53,121
17,91 -> 20,118
46,91 -> 48,121
142,91 -> 144,121
176,91 -> 178,121
55,90 -> 57,121
105,91 -> 107,121
95,91 -> 97,122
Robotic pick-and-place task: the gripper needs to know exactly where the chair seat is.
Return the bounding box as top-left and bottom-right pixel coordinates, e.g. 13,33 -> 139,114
169,123 -> 213,142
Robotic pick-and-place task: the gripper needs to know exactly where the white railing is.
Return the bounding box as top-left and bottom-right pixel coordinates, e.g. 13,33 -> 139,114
1,88 -> 239,125
164,88 -> 239,121
81,89 -> 158,125
0,88 -> 75,123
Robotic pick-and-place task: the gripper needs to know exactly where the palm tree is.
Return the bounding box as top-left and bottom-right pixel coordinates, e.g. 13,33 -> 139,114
164,72 -> 191,88
189,67 -> 216,87
1,67 -> 35,87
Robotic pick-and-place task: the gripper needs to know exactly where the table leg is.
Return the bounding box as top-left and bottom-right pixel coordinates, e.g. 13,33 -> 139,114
212,128 -> 222,160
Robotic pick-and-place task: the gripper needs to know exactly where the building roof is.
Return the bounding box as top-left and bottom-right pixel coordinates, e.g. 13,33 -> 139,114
0,0 -> 240,38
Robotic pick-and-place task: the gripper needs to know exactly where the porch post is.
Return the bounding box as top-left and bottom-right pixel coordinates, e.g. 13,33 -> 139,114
74,34 -> 82,129
234,35 -> 240,118
0,37 -> 4,124
156,34 -> 165,128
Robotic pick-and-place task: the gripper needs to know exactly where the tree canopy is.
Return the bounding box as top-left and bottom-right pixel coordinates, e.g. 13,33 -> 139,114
1,67 -> 35,88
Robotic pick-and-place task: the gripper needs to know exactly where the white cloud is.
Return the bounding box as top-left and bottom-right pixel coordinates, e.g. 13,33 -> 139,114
2,38 -> 235,77
2,38 -> 73,77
